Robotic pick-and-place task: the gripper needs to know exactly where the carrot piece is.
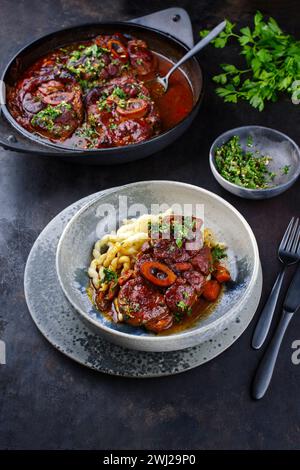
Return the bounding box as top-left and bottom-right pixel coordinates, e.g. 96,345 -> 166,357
107,280 -> 119,301
213,266 -> 231,283
202,280 -> 221,301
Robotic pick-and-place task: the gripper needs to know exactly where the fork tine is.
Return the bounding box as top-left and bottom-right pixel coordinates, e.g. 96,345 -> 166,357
279,217 -> 295,250
291,223 -> 300,253
286,218 -> 299,252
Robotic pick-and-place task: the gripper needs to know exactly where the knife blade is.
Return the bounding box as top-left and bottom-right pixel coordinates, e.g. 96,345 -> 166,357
283,263 -> 300,313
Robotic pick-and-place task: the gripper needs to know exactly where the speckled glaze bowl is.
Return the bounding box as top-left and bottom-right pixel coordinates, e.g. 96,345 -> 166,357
56,181 -> 261,351
210,126 -> 300,199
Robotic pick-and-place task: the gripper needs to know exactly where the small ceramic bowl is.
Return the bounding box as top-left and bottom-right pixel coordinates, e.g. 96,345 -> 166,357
56,181 -> 261,352
210,126 -> 300,199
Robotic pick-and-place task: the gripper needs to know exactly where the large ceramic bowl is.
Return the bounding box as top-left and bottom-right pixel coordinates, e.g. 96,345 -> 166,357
56,181 -> 261,351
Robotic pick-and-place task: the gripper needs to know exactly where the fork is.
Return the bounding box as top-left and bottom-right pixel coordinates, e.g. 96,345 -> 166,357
156,21 -> 226,92
252,217 -> 300,349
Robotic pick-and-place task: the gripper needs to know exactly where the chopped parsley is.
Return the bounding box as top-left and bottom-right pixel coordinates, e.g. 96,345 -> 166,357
281,165 -> 290,175
173,218 -> 196,246
177,300 -> 187,310
117,98 -> 127,109
247,135 -> 253,147
174,311 -> 183,322
112,87 -> 127,99
148,217 -> 197,249
71,50 -> 81,60
215,135 -> 275,189
102,268 -> 118,284
98,98 -> 111,112
185,218 -> 197,229
176,238 -> 183,249
31,102 -> 72,132
269,171 -> 276,181
177,300 -> 192,316
78,79 -> 90,91
211,245 -> 227,262
84,44 -> 99,57
76,123 -> 98,142
148,218 -> 170,236
122,301 -> 140,318
66,44 -> 108,78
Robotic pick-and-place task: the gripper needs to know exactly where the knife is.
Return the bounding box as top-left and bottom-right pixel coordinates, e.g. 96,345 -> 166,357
252,264 -> 300,399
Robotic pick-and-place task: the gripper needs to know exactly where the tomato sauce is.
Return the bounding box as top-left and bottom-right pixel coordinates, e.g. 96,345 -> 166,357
145,53 -> 194,131
158,294 -> 221,336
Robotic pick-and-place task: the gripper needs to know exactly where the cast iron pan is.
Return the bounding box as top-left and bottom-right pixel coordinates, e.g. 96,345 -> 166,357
0,8 -> 203,165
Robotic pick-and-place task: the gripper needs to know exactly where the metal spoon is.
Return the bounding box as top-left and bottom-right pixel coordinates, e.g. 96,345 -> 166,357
156,20 -> 227,92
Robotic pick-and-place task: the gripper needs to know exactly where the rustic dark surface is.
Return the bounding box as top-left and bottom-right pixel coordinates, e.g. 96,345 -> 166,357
0,0 -> 299,450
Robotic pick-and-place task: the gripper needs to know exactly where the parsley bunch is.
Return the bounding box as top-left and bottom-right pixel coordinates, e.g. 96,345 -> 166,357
200,11 -> 300,110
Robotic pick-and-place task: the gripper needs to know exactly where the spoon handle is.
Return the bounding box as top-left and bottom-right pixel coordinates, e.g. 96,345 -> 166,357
165,20 -> 227,81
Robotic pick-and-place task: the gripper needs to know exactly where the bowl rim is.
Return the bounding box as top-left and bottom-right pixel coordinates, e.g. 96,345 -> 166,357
56,180 -> 260,343
209,125 -> 300,194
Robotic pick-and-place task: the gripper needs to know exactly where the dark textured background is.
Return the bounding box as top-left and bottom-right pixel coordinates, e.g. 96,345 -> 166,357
0,0 -> 299,450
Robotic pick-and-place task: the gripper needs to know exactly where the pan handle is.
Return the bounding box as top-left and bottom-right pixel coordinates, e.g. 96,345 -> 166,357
0,108 -> 68,154
0,109 -> 30,153
129,8 -> 194,49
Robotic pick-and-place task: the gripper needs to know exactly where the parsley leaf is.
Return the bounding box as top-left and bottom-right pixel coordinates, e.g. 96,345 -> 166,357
281,165 -> 290,175
102,268 -> 118,284
211,245 -> 227,262
176,238 -> 183,248
177,300 -> 192,316
177,300 -> 188,310
112,86 -> 127,99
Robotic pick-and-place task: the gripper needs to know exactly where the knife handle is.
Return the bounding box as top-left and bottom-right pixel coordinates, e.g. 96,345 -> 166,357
252,310 -> 294,400
252,266 -> 286,349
